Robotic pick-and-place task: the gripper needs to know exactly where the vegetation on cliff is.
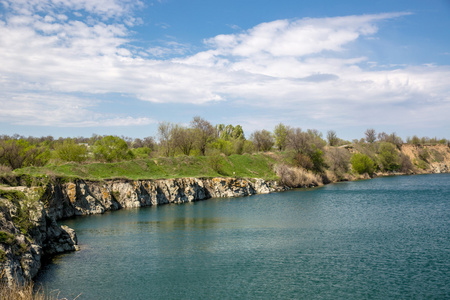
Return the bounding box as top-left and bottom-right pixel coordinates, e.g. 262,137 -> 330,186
0,117 -> 449,186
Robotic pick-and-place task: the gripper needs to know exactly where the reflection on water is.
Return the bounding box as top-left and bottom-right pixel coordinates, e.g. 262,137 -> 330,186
36,174 -> 450,299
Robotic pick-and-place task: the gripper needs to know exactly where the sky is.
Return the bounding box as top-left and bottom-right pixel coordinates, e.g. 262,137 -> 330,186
0,0 -> 449,141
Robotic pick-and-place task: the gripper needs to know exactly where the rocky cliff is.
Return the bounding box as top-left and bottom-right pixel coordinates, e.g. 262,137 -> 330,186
0,188 -> 77,285
43,177 -> 287,219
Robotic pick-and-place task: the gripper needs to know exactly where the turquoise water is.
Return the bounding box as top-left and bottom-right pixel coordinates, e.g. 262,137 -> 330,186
36,174 -> 450,299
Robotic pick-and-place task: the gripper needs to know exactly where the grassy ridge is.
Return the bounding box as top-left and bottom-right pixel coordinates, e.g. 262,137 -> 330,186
14,153 -> 279,181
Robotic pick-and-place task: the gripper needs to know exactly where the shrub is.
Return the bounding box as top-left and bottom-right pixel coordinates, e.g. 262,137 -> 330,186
350,153 -> 375,175
207,151 -> 225,174
274,164 -> 322,187
55,139 -> 88,162
93,136 -> 134,162
378,142 -> 400,171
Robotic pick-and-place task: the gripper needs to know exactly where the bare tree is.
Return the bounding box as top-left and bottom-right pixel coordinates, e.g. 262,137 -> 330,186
365,128 -> 376,143
286,128 -> 309,154
250,129 -> 274,152
158,121 -> 174,156
327,130 -> 339,146
191,116 -> 215,155
172,125 -> 195,156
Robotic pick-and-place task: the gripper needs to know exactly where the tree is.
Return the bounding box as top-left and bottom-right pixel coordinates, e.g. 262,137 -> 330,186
365,128 -> 376,143
250,130 -> 274,152
286,128 -> 309,154
191,116 -> 215,156
0,139 -> 49,169
378,142 -> 400,171
158,122 -> 174,157
273,123 -> 289,151
93,136 -> 134,162
172,125 -> 195,156
327,130 -> 339,146
350,153 -> 375,175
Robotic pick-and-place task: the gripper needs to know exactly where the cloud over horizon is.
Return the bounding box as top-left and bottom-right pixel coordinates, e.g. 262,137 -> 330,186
0,0 -> 449,135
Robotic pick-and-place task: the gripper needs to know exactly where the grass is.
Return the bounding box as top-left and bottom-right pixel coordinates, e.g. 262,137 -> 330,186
14,153 -> 279,181
0,278 -> 78,300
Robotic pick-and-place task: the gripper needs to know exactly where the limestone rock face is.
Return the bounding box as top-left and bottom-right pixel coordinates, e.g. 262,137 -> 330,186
43,178 -> 287,219
0,195 -> 77,285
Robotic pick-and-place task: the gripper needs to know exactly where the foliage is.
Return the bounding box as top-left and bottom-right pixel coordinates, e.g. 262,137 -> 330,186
0,139 -> 49,169
350,153 -> 375,175
54,139 -> 88,162
93,136 -> 134,162
273,123 -> 289,151
378,142 -> 400,171
207,151 -> 225,174
250,130 -> 274,152
131,147 -> 153,159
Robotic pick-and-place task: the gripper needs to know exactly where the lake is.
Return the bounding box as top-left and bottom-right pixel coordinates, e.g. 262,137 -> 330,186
36,174 -> 450,299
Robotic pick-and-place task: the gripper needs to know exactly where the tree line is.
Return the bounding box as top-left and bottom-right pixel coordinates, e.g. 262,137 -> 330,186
0,117 -> 448,179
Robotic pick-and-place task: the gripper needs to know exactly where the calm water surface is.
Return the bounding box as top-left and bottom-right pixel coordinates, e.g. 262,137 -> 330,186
36,174 -> 450,299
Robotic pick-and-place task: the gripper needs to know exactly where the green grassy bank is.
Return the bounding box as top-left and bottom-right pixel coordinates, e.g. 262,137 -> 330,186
12,153 -> 279,181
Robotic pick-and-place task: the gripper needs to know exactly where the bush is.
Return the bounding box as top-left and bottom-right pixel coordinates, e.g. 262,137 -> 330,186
378,142 -> 400,171
93,136 -> 134,162
55,139 -> 88,162
274,164 -> 322,187
207,151 -> 225,174
350,153 -> 375,175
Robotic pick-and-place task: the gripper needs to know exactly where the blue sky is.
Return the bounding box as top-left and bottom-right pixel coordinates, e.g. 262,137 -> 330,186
0,0 -> 449,141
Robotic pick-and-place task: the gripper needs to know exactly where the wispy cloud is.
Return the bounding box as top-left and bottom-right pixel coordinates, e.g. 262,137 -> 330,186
0,1 -> 448,133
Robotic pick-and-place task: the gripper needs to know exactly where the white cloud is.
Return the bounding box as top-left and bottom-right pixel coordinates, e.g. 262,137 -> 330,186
0,2 -> 448,133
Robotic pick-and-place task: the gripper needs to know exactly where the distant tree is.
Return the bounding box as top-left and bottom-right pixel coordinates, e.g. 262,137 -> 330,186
365,128 -> 376,143
250,130 -> 274,152
286,128 -> 309,154
327,130 -> 339,146
158,122 -> 174,157
377,132 -> 389,142
350,153 -> 375,175
410,135 -> 421,146
191,116 -> 215,156
172,125 -> 195,156
93,136 -> 134,162
273,123 -> 289,151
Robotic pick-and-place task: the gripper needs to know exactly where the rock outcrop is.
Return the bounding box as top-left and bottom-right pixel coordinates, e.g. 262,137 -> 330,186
44,177 -> 287,219
0,191 -> 77,285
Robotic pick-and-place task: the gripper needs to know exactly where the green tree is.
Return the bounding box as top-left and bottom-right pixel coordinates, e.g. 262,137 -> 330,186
378,142 -> 400,171
55,139 -> 88,162
350,153 -> 375,175
273,123 -> 289,151
93,136 -> 134,162
0,139 -> 49,169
